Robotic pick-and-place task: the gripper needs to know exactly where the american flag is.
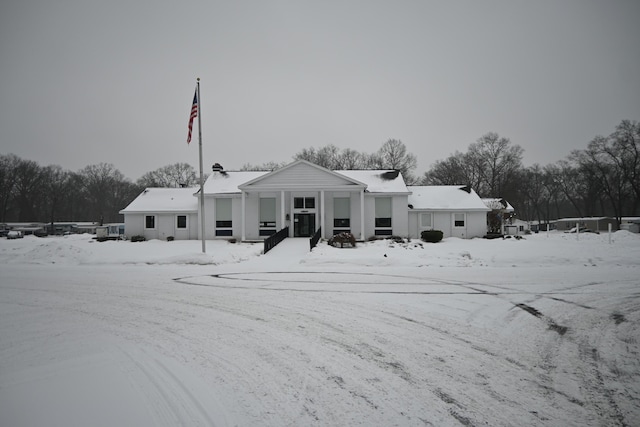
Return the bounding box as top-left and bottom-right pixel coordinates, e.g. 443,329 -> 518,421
187,89 -> 198,144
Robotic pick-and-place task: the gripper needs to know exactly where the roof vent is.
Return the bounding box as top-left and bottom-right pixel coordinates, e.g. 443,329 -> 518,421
212,163 -> 224,172
380,170 -> 400,180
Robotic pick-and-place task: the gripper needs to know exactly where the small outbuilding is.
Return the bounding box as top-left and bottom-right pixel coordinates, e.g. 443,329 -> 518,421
408,186 -> 490,239
119,188 -> 199,240
555,217 -> 619,233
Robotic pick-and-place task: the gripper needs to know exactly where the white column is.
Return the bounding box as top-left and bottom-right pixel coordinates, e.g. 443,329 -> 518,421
360,190 -> 365,241
320,190 -> 325,239
281,190 -> 285,232
241,191 -> 246,241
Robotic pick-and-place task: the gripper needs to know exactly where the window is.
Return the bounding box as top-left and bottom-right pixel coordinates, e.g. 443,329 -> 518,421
294,197 -> 315,209
375,198 -> 392,234
145,215 -> 155,229
215,199 -> 232,236
333,198 -> 350,228
454,213 -> 465,227
420,213 -> 432,229
176,215 -> 187,229
260,198 -> 276,234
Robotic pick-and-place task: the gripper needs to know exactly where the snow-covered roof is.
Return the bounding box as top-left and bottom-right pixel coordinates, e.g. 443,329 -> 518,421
203,171 -> 267,194
408,186 -> 489,211
120,188 -> 198,213
481,198 -> 515,212
201,164 -> 409,195
337,170 -> 410,193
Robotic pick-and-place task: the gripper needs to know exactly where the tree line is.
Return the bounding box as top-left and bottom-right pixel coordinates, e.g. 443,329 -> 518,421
0,158 -> 200,225
1,119 -> 638,226
422,120 -> 639,225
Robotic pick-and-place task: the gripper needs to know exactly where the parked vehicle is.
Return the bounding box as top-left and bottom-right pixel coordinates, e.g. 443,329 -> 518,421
7,230 -> 23,239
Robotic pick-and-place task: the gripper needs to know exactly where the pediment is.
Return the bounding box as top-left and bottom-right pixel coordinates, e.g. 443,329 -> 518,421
239,160 -> 366,191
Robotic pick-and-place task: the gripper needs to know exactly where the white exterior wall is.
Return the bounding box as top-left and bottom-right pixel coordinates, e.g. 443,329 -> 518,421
321,191 -> 363,238
408,210 -> 418,238
124,212 -> 198,241
392,195 -> 409,237
124,214 -> 144,239
466,211 -> 488,238
363,195 -> 409,239
203,197 -> 215,240
243,195 -> 260,240
409,210 -> 487,239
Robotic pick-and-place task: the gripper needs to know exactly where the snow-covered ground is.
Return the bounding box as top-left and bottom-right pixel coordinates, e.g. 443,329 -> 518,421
1,231 -> 639,426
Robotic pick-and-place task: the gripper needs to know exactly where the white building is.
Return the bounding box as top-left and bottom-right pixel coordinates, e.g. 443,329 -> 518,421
120,188 -> 199,241
408,186 -> 490,239
120,160 -> 490,241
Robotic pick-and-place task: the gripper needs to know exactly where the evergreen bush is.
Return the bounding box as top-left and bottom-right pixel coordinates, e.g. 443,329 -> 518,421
420,230 -> 443,243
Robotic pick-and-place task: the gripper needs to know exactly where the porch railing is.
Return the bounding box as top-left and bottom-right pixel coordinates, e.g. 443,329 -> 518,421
309,227 -> 322,251
264,227 -> 289,254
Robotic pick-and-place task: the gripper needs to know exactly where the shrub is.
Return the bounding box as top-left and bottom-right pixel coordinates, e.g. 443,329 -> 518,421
389,235 -> 406,244
131,235 -> 146,242
420,230 -> 443,243
227,238 -> 237,244
328,232 -> 356,248
166,236 -> 174,242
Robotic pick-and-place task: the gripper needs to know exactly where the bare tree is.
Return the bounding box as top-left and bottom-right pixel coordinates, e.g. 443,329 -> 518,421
80,163 -> 139,223
0,154 -> 20,223
468,132 -> 524,197
599,120 -> 640,211
573,136 -> 631,223
137,162 -> 198,188
240,161 -> 287,171
42,165 -> 74,231
13,158 -> 46,221
375,139 -> 417,183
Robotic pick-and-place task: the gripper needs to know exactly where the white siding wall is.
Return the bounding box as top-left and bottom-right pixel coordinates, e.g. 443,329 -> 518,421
408,211 -> 419,238
249,162 -> 357,190
409,211 -> 487,239
322,191 -> 362,238
124,214 -> 144,239
433,212 -> 453,238
243,196 -> 260,240
392,195 -> 409,237
363,195 -> 409,239
466,211 -> 487,238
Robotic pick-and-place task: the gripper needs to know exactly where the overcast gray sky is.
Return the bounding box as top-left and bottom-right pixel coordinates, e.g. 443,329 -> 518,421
1,0 -> 639,180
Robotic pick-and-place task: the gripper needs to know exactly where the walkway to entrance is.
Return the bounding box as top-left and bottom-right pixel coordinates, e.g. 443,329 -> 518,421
265,237 -> 310,258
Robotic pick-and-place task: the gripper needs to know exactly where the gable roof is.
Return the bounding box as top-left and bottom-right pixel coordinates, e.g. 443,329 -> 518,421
408,186 -> 489,211
119,188 -> 198,214
200,160 -> 410,195
238,160 -> 367,191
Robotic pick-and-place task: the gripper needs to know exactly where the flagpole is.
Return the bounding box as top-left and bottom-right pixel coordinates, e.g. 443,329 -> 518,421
196,78 -> 206,253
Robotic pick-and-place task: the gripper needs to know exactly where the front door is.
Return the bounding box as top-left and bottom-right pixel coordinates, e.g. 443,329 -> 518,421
294,213 -> 315,237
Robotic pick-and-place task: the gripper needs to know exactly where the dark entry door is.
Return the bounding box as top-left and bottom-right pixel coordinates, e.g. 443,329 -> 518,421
294,213 -> 315,237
